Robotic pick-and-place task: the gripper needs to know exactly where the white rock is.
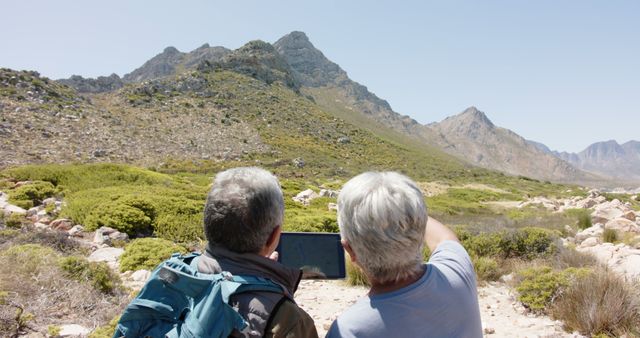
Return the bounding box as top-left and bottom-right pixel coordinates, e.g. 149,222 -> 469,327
3,204 -> 26,215
319,189 -> 339,198
88,247 -> 124,264
605,218 -> 640,233
579,237 -> 601,248
575,223 -> 604,242
623,210 -> 637,221
67,225 -> 84,237
58,324 -> 90,337
591,208 -> 624,224
42,197 -> 56,206
34,222 -> 49,230
292,189 -> 319,205
26,207 -> 39,216
327,203 -> 338,211
131,269 -> 151,282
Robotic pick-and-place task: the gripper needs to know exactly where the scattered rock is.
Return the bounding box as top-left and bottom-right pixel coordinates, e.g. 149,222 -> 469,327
58,324 -> 90,337
67,225 -> 84,237
623,210 -> 637,221
579,236 -> 601,248
605,218 -> 640,233
131,269 -> 151,282
93,226 -> 128,245
50,218 -> 73,231
292,157 -> 305,168
319,189 -> 339,198
293,189 -> 319,205
327,203 -> 338,211
3,203 -> 27,216
42,197 -> 57,206
575,223 -> 604,243
26,207 -> 39,217
88,247 -> 124,269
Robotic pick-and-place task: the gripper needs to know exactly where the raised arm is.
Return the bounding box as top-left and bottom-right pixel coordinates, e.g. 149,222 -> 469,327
425,216 -> 458,252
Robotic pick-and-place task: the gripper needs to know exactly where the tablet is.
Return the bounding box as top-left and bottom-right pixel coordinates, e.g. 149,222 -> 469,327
276,232 -> 346,279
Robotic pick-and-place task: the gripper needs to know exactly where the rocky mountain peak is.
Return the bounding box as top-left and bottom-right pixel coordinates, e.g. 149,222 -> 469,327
274,31 -> 345,87
458,106 -> 494,127
163,46 -> 181,54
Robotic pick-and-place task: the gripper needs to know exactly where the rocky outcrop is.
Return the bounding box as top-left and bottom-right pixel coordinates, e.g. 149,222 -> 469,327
57,73 -> 124,93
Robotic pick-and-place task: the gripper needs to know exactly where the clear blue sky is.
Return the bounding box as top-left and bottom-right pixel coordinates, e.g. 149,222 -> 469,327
2,0 -> 638,153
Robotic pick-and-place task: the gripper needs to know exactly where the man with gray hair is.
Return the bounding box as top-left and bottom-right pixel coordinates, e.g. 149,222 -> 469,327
327,172 -> 482,338
198,167 -> 318,338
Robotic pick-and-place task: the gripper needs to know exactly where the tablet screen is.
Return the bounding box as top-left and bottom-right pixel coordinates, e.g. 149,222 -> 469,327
276,232 -> 346,279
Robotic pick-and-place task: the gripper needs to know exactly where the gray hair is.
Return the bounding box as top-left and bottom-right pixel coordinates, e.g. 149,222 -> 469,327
203,167 -> 284,253
338,172 -> 427,283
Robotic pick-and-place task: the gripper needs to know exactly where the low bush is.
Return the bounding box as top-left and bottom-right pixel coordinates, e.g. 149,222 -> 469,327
458,227 -> 557,260
500,227 -> 557,260
552,269 -> 640,336
119,238 -> 187,272
84,202 -> 153,236
552,246 -> 598,269
59,256 -> 121,294
7,180 -> 57,209
5,213 -> 26,228
515,266 -> 590,313
472,255 -> 503,281
564,209 -> 593,230
0,244 -> 59,274
602,228 -> 618,243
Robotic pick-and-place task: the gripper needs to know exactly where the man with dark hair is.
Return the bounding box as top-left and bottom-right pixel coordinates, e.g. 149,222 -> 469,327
199,167 -> 318,338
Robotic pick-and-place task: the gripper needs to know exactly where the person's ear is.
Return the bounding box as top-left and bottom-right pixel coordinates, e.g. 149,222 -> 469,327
341,239 -> 357,263
263,225 -> 282,256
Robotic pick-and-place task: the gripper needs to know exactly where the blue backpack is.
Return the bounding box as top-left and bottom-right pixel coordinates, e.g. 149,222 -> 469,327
113,252 -> 287,338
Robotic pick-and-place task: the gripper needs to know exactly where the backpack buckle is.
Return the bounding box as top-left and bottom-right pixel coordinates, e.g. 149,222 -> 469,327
221,271 -> 234,281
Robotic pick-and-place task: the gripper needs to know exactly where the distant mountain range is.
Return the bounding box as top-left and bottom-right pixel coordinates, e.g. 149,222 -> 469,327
529,140 -> 640,183
3,31 -> 636,186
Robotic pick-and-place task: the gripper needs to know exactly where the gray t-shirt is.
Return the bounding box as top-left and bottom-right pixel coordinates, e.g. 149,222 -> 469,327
326,240 -> 482,338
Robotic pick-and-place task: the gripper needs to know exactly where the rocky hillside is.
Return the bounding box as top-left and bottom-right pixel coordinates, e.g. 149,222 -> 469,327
553,140 -> 640,182
426,107 -> 597,183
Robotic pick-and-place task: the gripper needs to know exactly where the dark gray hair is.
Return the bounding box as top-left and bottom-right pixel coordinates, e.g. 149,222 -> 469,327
338,172 -> 427,283
203,167 -> 284,253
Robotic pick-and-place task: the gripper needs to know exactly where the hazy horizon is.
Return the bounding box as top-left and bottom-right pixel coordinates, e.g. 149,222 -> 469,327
1,0 -> 638,153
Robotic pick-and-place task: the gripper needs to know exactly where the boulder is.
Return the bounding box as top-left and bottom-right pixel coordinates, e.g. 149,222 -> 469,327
88,247 -> 124,269
58,324 -> 90,337
42,197 -> 56,206
94,226 -> 128,244
605,218 -> 640,233
623,210 -> 637,221
34,222 -> 49,230
595,195 -> 607,203
109,231 -> 129,242
319,189 -> 339,198
579,237 -> 601,248
292,189 -> 319,205
591,208 -> 624,224
131,269 -> 151,282
575,223 -> 604,242
50,218 -> 73,231
327,203 -> 338,211
13,181 -> 32,188
67,225 -> 84,237
26,207 -> 39,217
3,204 -> 26,215
575,198 -> 597,209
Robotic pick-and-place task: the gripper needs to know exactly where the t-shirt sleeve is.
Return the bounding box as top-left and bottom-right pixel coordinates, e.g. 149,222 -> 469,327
427,240 -> 476,288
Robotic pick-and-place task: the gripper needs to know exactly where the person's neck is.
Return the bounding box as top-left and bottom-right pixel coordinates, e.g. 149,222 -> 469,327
368,265 -> 426,296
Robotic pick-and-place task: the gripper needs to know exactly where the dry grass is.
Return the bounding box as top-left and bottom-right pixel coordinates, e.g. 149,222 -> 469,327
551,269 -> 640,337
552,246 -> 599,270
0,243 -> 128,336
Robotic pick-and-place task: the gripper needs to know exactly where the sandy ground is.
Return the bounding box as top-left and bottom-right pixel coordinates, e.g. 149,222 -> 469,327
296,280 -> 582,338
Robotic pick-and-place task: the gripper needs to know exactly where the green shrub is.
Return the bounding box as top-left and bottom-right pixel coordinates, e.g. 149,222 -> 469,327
500,227 -> 556,259
5,213 -> 26,228
153,213 -> 204,243
472,255 -> 503,281
551,269 -> 640,337
515,266 -> 590,313
47,325 -> 61,336
462,232 -> 503,257
564,209 -> 593,230
84,202 -> 153,236
119,238 -> 187,272
345,258 -> 369,287
602,228 -> 618,243
59,256 -> 121,294
8,180 -> 57,209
